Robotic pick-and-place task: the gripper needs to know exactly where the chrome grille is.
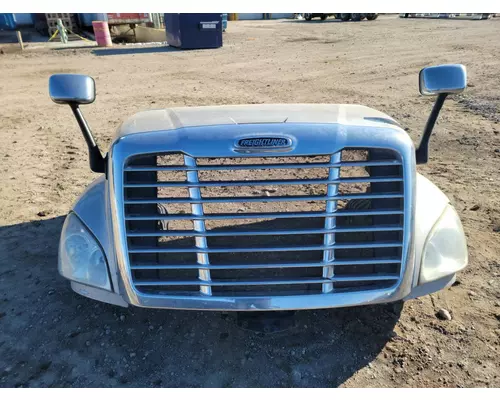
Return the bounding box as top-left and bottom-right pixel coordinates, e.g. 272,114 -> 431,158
123,149 -> 405,297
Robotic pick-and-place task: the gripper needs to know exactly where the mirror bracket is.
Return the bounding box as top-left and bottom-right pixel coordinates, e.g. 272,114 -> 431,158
416,93 -> 448,164
69,103 -> 105,173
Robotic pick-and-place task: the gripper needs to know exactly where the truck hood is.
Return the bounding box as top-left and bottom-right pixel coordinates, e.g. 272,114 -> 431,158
115,104 -> 400,139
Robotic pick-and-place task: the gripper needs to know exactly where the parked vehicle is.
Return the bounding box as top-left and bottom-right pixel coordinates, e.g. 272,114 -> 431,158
48,64 -> 468,311
339,13 -> 379,21
303,13 -> 333,21
303,13 -> 379,21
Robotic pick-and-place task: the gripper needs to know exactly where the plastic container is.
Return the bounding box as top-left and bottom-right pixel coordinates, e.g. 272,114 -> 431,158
92,21 -> 112,47
164,13 -> 222,49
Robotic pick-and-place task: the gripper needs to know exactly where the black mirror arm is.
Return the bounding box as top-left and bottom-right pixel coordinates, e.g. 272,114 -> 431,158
69,103 -> 106,173
416,93 -> 448,164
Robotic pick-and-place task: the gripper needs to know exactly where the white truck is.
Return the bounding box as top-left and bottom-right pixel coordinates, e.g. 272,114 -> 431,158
48,64 -> 468,311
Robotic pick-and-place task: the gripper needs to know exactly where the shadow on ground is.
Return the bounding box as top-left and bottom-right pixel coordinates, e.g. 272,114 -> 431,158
92,46 -> 180,57
0,216 -> 401,387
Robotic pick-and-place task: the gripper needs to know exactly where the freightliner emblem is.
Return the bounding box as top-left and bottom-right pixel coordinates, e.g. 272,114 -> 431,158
234,137 -> 293,152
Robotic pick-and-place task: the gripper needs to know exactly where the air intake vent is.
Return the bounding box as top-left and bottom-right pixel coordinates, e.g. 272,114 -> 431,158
122,149 -> 404,297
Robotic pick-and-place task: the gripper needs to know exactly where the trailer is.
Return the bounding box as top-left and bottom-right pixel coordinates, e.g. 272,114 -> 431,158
400,13 -> 492,20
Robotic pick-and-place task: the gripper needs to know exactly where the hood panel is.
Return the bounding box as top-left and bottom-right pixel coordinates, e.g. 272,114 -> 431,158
116,104 -> 400,138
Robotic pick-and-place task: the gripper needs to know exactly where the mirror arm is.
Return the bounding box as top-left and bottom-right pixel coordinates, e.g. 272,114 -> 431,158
416,93 -> 448,164
69,103 -> 106,173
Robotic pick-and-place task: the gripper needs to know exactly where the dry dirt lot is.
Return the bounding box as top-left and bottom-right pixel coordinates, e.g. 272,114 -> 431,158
0,15 -> 500,387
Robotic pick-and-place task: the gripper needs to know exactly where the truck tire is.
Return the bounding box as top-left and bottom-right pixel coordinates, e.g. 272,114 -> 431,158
304,14 -> 312,21
366,13 -> 379,21
340,13 -> 351,21
320,14 -> 328,20
351,13 -> 362,21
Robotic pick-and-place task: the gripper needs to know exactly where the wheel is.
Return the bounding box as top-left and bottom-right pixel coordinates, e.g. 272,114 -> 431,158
340,13 -> 351,21
304,13 -> 312,21
320,14 -> 327,20
351,13 -> 362,21
366,13 -> 379,21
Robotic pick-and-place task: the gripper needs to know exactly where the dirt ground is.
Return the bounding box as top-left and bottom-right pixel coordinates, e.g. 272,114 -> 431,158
1,15 -> 500,388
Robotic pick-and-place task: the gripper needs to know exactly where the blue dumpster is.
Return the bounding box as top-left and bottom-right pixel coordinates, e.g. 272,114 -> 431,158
164,13 -> 222,49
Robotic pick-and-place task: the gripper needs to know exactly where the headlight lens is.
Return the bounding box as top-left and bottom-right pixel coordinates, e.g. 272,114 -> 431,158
419,204 -> 468,284
59,213 -> 111,290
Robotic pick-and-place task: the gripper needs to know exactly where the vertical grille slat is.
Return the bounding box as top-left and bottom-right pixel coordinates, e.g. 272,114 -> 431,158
322,152 -> 341,293
184,155 -> 212,296
123,149 -> 405,297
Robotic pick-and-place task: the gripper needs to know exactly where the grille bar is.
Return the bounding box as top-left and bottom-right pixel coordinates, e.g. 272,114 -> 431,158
123,149 -> 406,298
127,224 -> 404,237
134,274 -> 400,287
125,159 -> 402,172
125,209 -> 404,221
322,152 -> 341,293
124,192 -> 404,205
128,241 -> 403,253
124,176 -> 403,188
130,257 -> 403,270
184,155 -> 212,295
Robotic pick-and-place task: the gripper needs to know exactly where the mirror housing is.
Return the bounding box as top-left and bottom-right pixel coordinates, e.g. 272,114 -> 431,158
416,64 -> 467,164
419,64 -> 467,96
48,74 -> 104,173
49,74 -> 96,105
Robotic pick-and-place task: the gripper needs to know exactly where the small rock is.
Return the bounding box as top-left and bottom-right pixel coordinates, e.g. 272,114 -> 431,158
85,341 -> 91,346
37,211 -> 47,217
264,190 -> 271,197
0,49 -> 4,55
436,308 -> 452,321
129,352 -> 136,358
48,289 -> 55,295
495,149 -> 500,153
37,126 -> 44,131
470,204 -> 480,211
119,315 -> 125,322
148,325 -> 154,331
493,226 -> 500,233
4,366 -> 12,373
468,290 -> 477,296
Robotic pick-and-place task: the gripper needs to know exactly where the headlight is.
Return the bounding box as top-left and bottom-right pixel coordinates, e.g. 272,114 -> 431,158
419,204 -> 468,284
58,213 -> 111,291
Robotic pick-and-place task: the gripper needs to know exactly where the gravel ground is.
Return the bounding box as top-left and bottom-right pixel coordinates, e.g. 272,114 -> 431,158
0,15 -> 499,387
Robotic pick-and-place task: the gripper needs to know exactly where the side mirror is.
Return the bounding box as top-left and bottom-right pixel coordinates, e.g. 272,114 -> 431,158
416,64 -> 467,164
49,74 -> 104,173
49,74 -> 96,105
419,64 -> 467,96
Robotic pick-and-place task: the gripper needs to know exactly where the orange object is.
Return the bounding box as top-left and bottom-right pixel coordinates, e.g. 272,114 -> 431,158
92,21 -> 112,47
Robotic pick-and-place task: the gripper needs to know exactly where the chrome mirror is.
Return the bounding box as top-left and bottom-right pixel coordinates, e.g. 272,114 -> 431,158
49,74 -> 96,105
419,64 -> 467,96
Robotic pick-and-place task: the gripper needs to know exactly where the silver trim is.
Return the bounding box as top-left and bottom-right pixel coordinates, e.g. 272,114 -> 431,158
184,155 -> 212,295
109,122 -> 416,310
322,152 -> 341,293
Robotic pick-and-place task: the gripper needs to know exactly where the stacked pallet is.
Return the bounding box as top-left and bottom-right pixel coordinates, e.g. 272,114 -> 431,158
45,13 -> 78,36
